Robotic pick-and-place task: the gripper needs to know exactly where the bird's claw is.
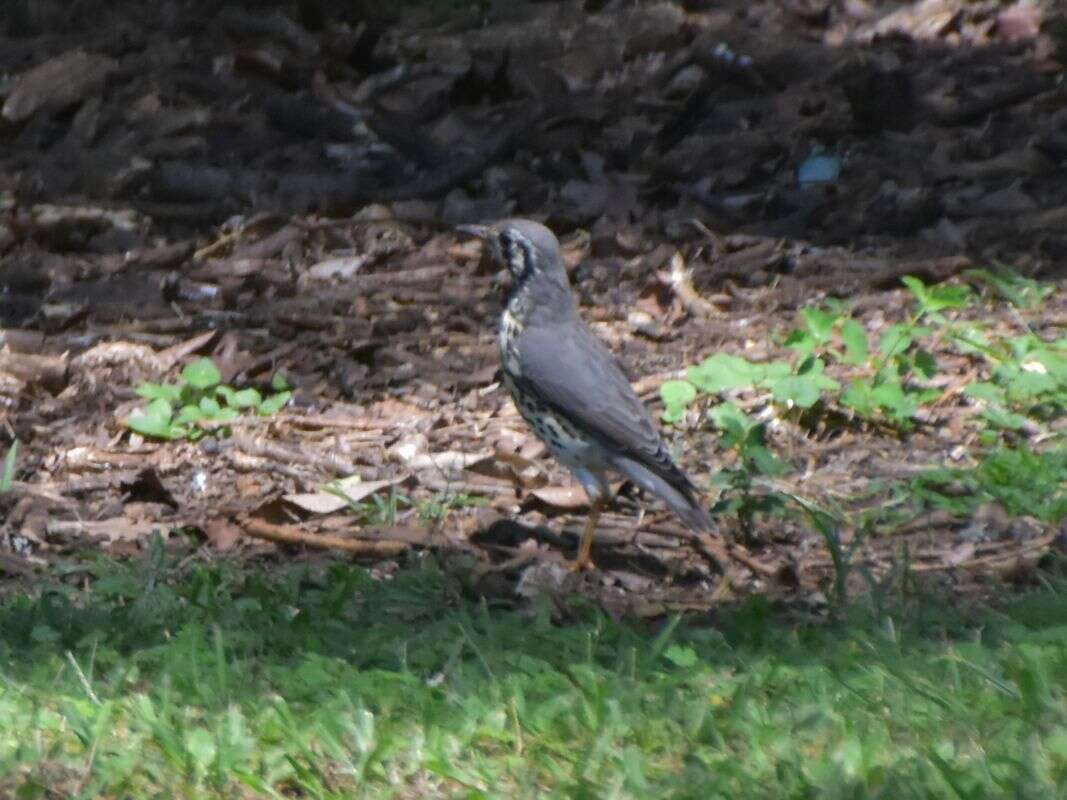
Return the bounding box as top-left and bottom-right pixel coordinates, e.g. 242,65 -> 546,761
567,555 -> 594,573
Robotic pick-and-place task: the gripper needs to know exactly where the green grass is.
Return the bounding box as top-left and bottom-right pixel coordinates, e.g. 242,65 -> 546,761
3,548 -> 1067,798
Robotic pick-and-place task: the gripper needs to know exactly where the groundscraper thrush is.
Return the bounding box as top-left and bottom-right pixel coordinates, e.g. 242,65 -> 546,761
460,220 -> 712,569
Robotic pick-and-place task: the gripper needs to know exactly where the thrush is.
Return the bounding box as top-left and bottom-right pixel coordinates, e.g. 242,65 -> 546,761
459,219 -> 711,569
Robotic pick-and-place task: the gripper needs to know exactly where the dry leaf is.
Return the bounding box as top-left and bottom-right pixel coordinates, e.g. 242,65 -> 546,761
3,49 -> 117,122
404,449 -> 493,473
304,255 -> 368,282
529,485 -> 589,510
284,476 -> 400,514
204,519 -> 243,551
467,451 -> 545,488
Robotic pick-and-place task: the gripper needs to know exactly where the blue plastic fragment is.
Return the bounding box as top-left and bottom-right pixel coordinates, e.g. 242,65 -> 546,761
797,154 -> 842,186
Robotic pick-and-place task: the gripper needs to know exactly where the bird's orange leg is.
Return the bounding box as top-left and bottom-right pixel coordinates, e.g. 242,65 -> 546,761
570,497 -> 604,571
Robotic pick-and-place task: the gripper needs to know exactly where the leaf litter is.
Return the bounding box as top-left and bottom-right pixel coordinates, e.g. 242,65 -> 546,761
0,0 -> 1065,612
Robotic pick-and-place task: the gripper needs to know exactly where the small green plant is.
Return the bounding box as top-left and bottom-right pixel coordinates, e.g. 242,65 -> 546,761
910,445 -> 1067,524
964,264 -> 1054,309
416,491 -> 487,523
661,283 -> 958,429
0,440 -> 17,493
705,402 -> 787,530
661,348 -> 838,424
127,358 -> 292,441
963,334 -> 1067,432
661,269 -> 1063,435
835,276 -> 969,426
328,482 -> 411,525
704,402 -> 856,597
660,268 -> 1061,598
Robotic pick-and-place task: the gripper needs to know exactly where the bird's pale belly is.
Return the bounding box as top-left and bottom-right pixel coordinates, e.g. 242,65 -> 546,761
501,371 -> 604,472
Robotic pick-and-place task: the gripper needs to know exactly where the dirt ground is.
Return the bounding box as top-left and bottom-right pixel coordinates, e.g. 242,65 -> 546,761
0,0 -> 1064,613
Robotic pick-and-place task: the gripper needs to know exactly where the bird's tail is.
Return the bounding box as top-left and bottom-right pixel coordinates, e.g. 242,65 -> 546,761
611,456 -> 712,532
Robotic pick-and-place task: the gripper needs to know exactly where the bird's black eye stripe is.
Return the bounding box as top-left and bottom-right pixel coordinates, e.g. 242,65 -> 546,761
517,238 -> 535,270
499,230 -> 516,267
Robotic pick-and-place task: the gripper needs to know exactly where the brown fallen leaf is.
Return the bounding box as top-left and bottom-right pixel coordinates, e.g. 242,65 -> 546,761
303,255 -> 369,283
851,0 -> 959,42
997,1 -> 1043,41
404,450 -> 494,474
466,451 -> 545,489
943,541 -> 977,567
528,485 -> 589,510
284,476 -> 403,514
2,49 -> 118,122
204,519 -> 244,551
156,331 -> 219,369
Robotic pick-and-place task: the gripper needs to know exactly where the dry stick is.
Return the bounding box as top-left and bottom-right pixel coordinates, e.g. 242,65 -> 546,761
648,523 -> 779,577
805,532 -> 1056,575
0,552 -> 46,575
243,518 -> 409,557
909,532 -> 1056,574
0,349 -> 67,387
724,542 -> 781,578
230,431 -> 358,476
472,549 -> 551,577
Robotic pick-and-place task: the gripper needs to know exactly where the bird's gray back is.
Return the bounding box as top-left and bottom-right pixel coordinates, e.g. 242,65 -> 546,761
512,317 -> 698,497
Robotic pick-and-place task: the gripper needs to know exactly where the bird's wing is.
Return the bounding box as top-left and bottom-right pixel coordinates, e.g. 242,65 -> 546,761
513,321 -> 698,496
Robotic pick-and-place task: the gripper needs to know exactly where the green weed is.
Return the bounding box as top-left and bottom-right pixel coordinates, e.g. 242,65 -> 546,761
910,445 -> 1067,525
0,440 -> 16,493
416,491 -> 488,523
661,269 -> 1063,434
126,358 -> 292,441
331,484 -> 411,526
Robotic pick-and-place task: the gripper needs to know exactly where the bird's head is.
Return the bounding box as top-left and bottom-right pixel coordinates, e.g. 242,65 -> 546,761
457,219 -> 570,292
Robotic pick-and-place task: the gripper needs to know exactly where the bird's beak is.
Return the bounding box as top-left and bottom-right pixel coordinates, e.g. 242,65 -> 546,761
455,224 -> 491,239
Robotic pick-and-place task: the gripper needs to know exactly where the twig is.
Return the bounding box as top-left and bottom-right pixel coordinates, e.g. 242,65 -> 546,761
909,532 -> 1056,573
230,432 -> 358,476
471,550 -> 548,577
647,522 -> 778,577
242,517 -> 409,557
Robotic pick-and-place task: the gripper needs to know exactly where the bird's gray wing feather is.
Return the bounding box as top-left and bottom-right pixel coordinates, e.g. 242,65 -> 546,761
514,322 -> 700,499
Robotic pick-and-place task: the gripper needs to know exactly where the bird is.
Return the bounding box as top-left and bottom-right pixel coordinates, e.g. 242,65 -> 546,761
458,219 -> 712,570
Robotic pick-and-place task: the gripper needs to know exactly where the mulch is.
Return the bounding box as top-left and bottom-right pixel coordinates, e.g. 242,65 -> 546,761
0,0 -> 1065,612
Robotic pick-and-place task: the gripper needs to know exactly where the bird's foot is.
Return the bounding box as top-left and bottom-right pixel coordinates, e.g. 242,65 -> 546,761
569,498 -> 603,572
567,554 -> 595,573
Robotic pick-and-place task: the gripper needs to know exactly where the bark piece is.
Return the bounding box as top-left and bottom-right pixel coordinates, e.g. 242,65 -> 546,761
3,49 -> 117,122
